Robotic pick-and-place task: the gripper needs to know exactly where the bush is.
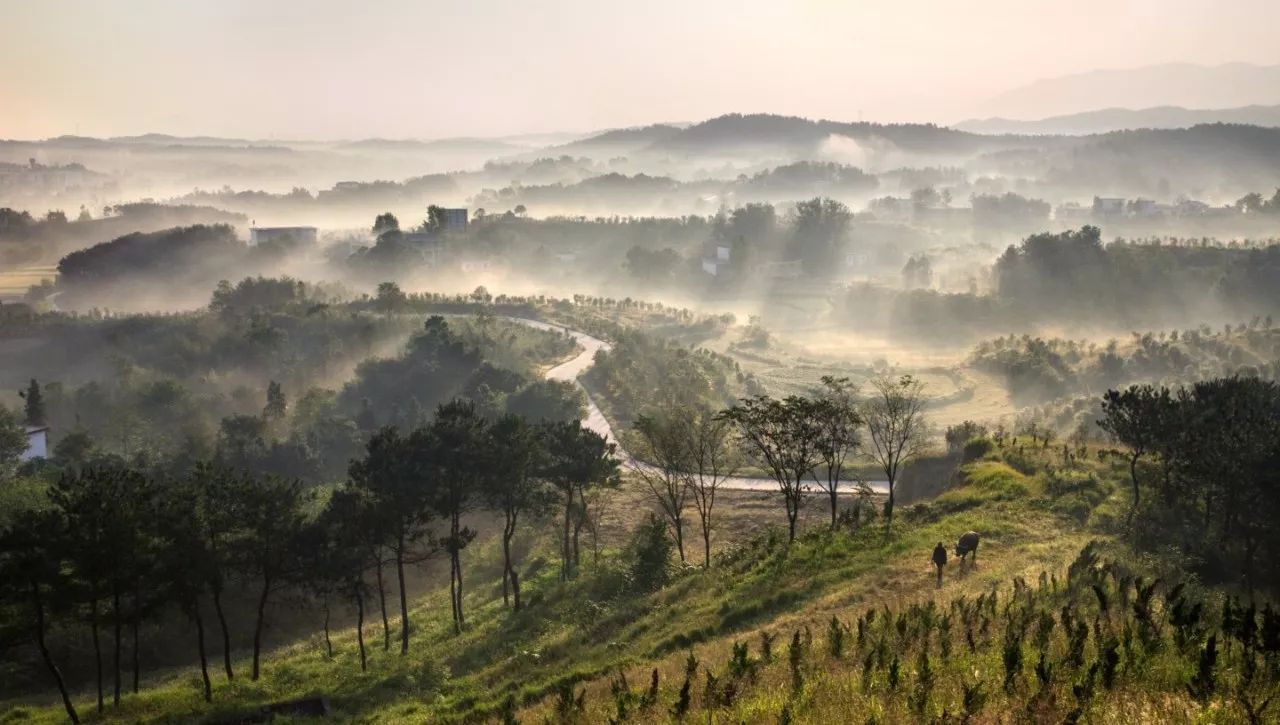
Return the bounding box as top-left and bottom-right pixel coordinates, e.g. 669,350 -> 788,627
962,437 -> 996,463
627,513 -> 673,592
936,462 -> 1031,511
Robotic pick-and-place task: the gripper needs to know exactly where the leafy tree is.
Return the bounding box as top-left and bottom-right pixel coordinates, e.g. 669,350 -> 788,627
633,409 -> 694,561
48,467 -> 124,712
348,427 -> 435,654
0,510 -> 81,723
624,246 -> 681,282
482,415 -> 554,610
719,396 -> 823,542
863,375 -> 929,530
374,281 -> 408,313
0,405 -> 27,473
52,429 -> 96,471
683,406 -> 739,567
788,197 -> 851,276
315,489 -> 377,670
190,464 -> 242,681
20,378 -> 45,427
372,212 -> 400,238
217,415 -> 268,468
506,379 -> 585,423
423,401 -> 486,632
627,513 -> 673,592
234,473 -> 309,681
264,381 -> 287,422
542,421 -> 619,579
153,477 -> 217,701
810,377 -> 863,529
1098,384 -> 1171,522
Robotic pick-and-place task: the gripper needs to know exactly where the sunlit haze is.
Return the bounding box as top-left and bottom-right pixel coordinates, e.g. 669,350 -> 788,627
4,0 -> 1280,139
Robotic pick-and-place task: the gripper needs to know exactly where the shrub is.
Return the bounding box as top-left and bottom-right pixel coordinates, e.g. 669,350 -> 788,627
626,513 -> 673,592
962,437 -> 995,462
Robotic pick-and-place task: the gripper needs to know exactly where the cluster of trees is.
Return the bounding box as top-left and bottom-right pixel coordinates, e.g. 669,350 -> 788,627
716,376 -> 929,541
995,226 -> 1280,327
971,322 -> 1280,406
1099,376 -> 1280,588
586,327 -> 759,427
53,224 -> 312,311
971,192 -> 1051,228
1233,188 -> 1280,214
0,405 -> 617,722
3,286 -> 581,483
0,204 -> 246,267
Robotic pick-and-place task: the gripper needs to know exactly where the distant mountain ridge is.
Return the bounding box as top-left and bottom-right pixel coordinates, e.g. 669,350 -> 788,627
957,104 -> 1280,135
981,63 -> 1280,120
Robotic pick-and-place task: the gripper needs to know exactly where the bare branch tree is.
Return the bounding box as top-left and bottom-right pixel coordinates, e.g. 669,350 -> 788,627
810,376 -> 863,529
683,406 -> 740,567
863,375 -> 929,530
632,410 -> 695,562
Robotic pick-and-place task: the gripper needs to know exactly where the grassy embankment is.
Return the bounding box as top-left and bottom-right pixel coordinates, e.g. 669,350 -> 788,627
7,438 -> 1270,723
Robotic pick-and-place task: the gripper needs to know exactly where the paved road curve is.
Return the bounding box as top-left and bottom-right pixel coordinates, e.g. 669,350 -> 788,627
509,317 -> 888,495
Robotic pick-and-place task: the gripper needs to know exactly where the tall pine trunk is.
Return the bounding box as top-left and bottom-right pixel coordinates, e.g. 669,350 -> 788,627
396,537 -> 410,654
703,525 -> 712,568
91,596 -> 104,713
131,605 -> 140,693
561,492 -> 573,580
673,515 -> 686,562
112,587 -> 122,706
355,587 -> 367,672
323,601 -> 333,658
131,582 -> 141,694
32,581 -> 79,724
211,581 -> 234,681
451,512 -> 465,631
251,574 -> 271,681
193,605 -> 212,703
375,556 -> 390,651
501,510 -> 516,607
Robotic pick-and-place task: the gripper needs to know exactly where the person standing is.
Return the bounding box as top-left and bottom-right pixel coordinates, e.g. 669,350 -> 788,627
931,541 -> 948,587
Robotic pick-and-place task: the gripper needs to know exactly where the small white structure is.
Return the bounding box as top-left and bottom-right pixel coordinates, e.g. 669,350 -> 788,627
20,425 -> 48,462
249,226 -> 318,246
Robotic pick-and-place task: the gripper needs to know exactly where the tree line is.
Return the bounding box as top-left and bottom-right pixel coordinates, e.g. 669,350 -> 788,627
0,402 -> 617,723
1099,376 -> 1280,589
633,375 -> 931,561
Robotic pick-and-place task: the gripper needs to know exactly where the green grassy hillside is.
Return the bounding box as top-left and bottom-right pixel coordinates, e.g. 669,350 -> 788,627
4,439 -> 1274,723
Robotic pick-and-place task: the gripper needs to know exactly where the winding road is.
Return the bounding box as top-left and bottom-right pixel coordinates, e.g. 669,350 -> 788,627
511,317 -> 889,495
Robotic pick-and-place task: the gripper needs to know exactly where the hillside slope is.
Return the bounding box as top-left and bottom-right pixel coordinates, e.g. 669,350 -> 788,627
10,436 -> 1270,723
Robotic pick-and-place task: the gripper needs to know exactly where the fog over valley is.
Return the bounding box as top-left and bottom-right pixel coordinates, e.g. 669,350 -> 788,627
3,3 -> 1280,723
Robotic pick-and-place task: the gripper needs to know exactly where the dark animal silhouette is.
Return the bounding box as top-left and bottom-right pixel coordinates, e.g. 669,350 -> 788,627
931,542 -> 947,586
955,531 -> 980,563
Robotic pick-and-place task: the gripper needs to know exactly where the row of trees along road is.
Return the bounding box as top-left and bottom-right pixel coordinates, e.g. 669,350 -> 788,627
635,375 -> 930,552
0,402 -> 617,724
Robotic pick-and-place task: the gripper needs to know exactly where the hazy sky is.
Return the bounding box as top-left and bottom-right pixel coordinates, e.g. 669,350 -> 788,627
3,0 -> 1279,140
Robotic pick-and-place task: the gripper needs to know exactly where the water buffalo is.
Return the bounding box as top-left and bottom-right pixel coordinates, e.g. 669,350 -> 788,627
955,531 -> 980,563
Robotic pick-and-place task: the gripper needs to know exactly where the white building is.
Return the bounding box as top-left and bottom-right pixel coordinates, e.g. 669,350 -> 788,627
20,426 -> 48,462
249,226 -> 318,246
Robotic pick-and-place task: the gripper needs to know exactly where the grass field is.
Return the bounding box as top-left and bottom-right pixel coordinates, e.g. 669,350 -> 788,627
10,437 -> 1243,724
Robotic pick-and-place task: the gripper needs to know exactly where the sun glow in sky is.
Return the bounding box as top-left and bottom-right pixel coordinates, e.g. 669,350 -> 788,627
3,0 -> 1279,139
